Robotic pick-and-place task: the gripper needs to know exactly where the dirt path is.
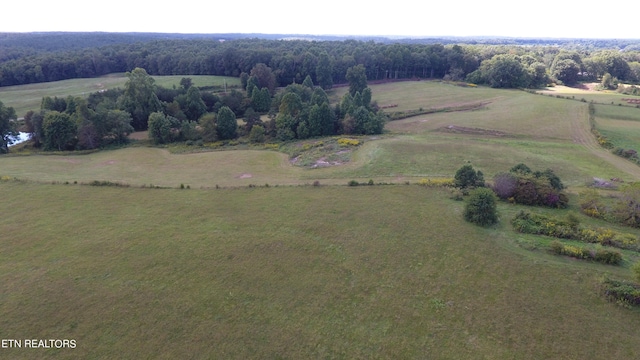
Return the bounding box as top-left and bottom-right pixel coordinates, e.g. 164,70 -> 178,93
571,104 -> 640,181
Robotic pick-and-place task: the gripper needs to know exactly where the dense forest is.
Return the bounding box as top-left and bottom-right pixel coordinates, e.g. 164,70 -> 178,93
1,33 -> 640,88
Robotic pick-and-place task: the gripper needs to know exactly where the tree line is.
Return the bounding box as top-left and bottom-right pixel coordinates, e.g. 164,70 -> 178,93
2,61 -> 385,152
2,37 -> 640,89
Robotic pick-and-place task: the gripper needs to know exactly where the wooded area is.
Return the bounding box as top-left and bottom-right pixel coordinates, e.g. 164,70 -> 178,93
1,33 -> 639,88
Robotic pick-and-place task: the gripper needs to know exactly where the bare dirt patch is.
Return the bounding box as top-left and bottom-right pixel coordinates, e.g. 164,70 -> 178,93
436,125 -> 508,137
236,173 -> 253,179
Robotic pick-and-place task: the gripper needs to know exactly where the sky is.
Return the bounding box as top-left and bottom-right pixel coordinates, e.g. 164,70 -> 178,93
3,1 -> 639,39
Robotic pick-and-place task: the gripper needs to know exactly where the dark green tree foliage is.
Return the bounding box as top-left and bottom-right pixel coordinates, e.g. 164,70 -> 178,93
184,86 -> 207,121
346,64 -> 368,96
24,110 -> 44,148
310,87 -> 329,106
476,54 -> 530,88
42,111 -> 77,151
316,51 -> 333,89
251,87 -> 271,112
0,100 -> 18,153
216,106 -> 237,140
250,63 -> 277,95
464,188 -> 498,226
199,113 -> 217,142
552,59 -> 581,85
41,96 -> 67,112
275,114 -> 297,141
302,75 -> 314,88
454,164 -> 485,188
249,124 -> 265,143
147,112 -> 175,144
120,68 -> 162,130
246,76 -> 260,98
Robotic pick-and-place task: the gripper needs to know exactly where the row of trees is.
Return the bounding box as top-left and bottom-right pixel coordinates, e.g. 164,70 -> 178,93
8,61 -> 386,151
2,37 -> 639,89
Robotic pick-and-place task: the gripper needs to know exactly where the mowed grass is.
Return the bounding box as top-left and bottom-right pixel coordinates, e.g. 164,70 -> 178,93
537,84 -> 631,105
1,182 -> 640,359
594,104 -> 640,150
0,74 -> 240,117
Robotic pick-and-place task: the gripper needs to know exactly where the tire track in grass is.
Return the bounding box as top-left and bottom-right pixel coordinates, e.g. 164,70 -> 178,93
571,103 -> 640,180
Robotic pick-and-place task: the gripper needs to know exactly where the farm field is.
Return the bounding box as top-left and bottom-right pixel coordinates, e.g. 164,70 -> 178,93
0,74 -> 240,117
3,80 -> 640,358
2,183 -> 640,359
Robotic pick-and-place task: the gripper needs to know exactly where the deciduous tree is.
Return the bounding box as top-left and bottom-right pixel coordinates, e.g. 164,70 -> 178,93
0,100 -> 18,153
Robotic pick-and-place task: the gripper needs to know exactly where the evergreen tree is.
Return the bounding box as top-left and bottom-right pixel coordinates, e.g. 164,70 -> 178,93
216,106 -> 237,140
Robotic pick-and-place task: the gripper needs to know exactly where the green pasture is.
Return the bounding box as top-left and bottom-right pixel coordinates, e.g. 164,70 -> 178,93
3,79 -> 640,358
1,182 -> 640,359
594,104 -> 640,150
0,74 -> 240,117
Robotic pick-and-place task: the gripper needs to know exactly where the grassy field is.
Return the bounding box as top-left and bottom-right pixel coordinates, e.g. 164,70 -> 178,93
1,182 -> 640,359
2,80 -> 640,358
593,104 -> 640,150
0,74 -> 240,117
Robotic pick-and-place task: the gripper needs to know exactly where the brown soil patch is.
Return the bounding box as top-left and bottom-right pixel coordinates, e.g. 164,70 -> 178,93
437,125 -> 508,137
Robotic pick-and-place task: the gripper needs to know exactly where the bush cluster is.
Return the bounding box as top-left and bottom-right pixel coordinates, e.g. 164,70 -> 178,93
511,210 -> 639,251
491,164 -> 567,208
337,138 -> 360,146
602,279 -> 640,307
549,240 -> 622,265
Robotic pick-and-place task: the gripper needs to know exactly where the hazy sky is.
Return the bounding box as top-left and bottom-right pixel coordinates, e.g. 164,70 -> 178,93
3,1 -> 639,39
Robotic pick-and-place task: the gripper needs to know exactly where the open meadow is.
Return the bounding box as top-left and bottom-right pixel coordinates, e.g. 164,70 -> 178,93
2,80 -> 640,358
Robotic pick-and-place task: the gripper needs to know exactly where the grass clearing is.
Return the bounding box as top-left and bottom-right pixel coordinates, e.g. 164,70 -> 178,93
1,183 -> 640,359
3,80 -> 640,358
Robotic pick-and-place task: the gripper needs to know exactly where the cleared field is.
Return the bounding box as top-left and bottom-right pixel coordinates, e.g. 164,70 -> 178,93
537,84 -> 632,105
594,104 -> 640,150
0,74 -> 240,117
3,79 -> 640,359
1,183 -> 640,359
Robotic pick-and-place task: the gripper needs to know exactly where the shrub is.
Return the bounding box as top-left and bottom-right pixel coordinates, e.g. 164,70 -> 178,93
337,138 -> 360,146
464,188 -> 498,226
602,279 -> 640,307
454,164 -> 485,189
594,248 -> 622,265
633,262 -> 640,283
348,180 -> 359,186
492,172 -> 518,199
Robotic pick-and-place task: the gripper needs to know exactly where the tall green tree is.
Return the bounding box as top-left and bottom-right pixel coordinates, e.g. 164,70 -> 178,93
478,54 -> 530,88
184,86 -> 207,121
42,111 -> 77,151
216,106 -> 237,140
120,67 -> 162,130
552,59 -> 580,85
250,63 -> 277,95
147,112 -> 176,144
251,87 -> 271,112
316,51 -> 334,90
346,64 -> 368,96
0,100 -> 18,153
